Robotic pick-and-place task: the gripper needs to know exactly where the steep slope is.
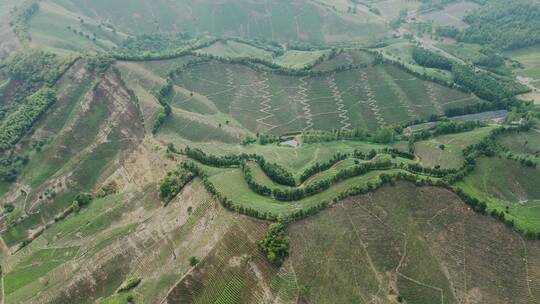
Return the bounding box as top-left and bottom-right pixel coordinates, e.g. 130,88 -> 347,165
1,60 -> 144,252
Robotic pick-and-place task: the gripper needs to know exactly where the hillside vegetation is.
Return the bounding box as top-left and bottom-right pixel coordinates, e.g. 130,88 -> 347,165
1,0 -> 540,303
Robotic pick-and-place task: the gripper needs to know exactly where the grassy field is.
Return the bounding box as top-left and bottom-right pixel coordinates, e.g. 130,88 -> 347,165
273,50 -> 329,69
312,49 -> 374,71
505,45 -> 540,81
196,40 -> 274,61
498,130 -> 540,155
379,41 -> 455,83
29,1 -> 121,53
4,246 -> 80,295
209,166 -> 394,215
414,126 -> 495,169
0,0 -> 19,59
436,42 -> 487,63
458,157 -> 540,233
193,41 -> 333,70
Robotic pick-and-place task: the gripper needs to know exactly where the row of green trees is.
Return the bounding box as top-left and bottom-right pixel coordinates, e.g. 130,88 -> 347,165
185,146 -> 456,201
405,163 -> 457,178
10,0 -> 38,43
0,51 -> 77,183
378,147 -> 415,160
226,37 -> 284,57
257,133 -> 281,145
241,161 -> 272,196
443,126 -> 509,184
117,35 -> 372,77
412,47 -> 453,70
242,132 -> 288,146
251,155 -> 296,186
152,80 -> 173,134
444,101 -> 505,117
83,54 -> 115,74
180,160 -> 439,223
184,146 -> 241,167
184,147 -> 295,186
301,128 -> 369,143
192,51 -> 368,77
184,147 -> 526,236
4,50 -> 68,103
432,120 -> 484,136
452,184 -> 539,240
353,149 -> 377,160
243,158 -> 395,201
301,127 -> 397,144
503,152 -> 537,168
182,124 -> 539,238
299,152 -> 348,182
451,64 -> 510,104
0,88 -> 57,151
181,161 -> 279,221
115,35 -> 311,75
119,33 -> 191,53
113,37 -> 220,61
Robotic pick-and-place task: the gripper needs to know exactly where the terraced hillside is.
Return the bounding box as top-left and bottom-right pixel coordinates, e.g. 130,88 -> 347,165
168,57 -> 484,134
457,157 -> 540,234
2,0 -> 540,303
1,52 -> 536,304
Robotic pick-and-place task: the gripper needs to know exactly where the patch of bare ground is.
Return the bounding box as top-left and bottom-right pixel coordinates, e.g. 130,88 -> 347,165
518,91 -> 540,105
105,138 -> 177,194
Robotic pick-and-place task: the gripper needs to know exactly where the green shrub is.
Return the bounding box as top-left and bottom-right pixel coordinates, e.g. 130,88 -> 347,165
257,222 -> 289,266
3,203 -> 14,213
0,88 -> 57,151
189,256 -> 199,266
117,277 -> 141,293
412,47 -> 453,70
158,168 -> 195,203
